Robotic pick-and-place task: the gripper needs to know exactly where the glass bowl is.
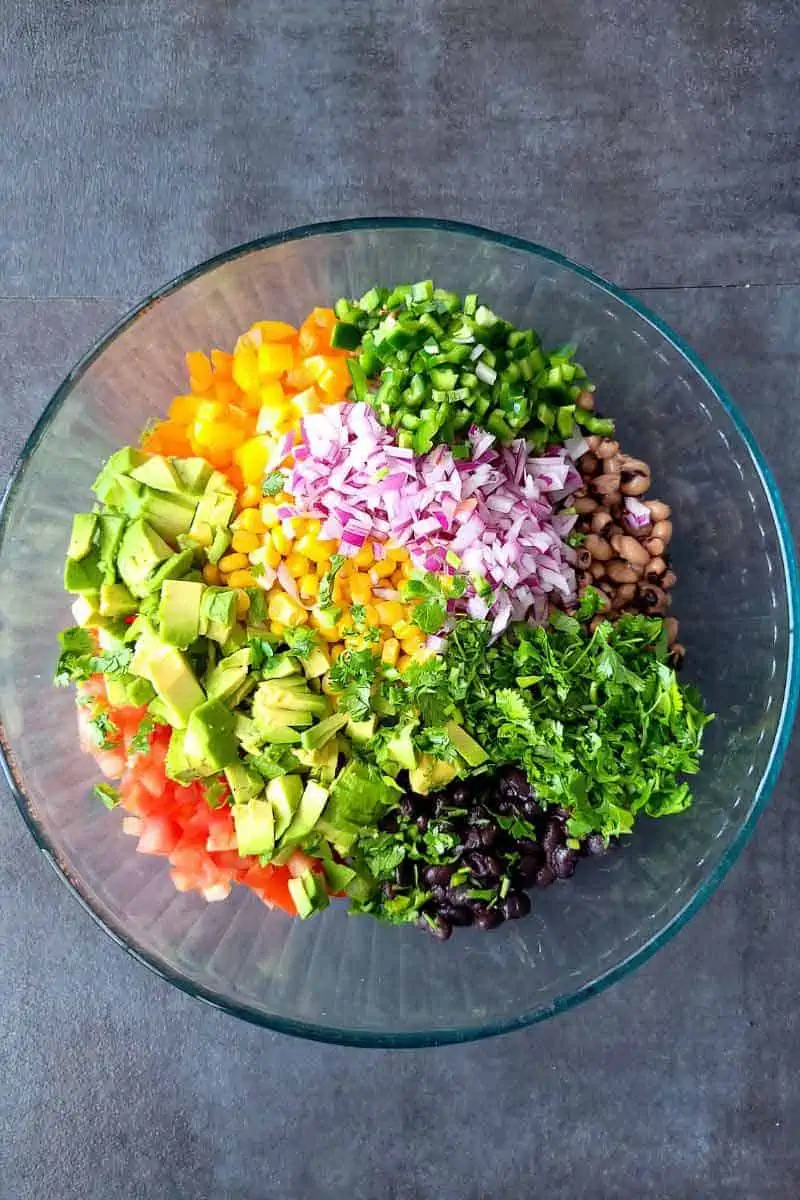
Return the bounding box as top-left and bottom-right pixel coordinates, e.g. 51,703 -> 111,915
1,219 -> 797,1048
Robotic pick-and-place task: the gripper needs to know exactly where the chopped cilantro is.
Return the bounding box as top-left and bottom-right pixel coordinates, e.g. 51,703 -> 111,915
575,586 -> 607,622
262,471 -> 286,497
284,626 -> 317,659
130,715 -> 155,756
412,597 -> 446,635
318,554 -> 346,609
54,627 -> 95,686
94,783 -> 121,810
88,710 -> 119,751
204,778 -> 228,809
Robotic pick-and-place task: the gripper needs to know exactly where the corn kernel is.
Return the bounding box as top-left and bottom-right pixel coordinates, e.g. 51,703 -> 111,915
260,502 -> 280,529
218,552 -> 250,574
235,590 -> 251,619
228,569 -> 258,589
376,600 -> 405,627
372,559 -> 396,580
239,485 -> 262,508
299,572 -> 319,600
196,399 -> 226,422
381,637 -> 400,667
238,509 -> 265,534
265,544 -> 282,569
268,591 -> 307,627
348,574 -> 372,605
352,542 -> 374,569
270,526 -> 292,556
285,551 -> 311,577
304,519 -> 321,538
400,559 -> 415,578
231,530 -> 261,554
202,563 -> 221,585
295,533 -> 337,564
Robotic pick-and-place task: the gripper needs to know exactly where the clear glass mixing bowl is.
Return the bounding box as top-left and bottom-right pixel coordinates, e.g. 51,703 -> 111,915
1,219 -> 796,1046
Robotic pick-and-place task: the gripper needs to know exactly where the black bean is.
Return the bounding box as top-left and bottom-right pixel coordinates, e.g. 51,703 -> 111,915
445,884 -> 473,907
420,913 -> 452,940
467,805 -> 486,825
416,815 -> 429,833
380,811 -> 399,833
423,864 -> 454,889
465,825 -> 498,851
542,820 -> 566,853
394,860 -> 415,888
500,766 -> 532,799
551,845 -> 579,879
522,798 -> 542,819
472,905 -> 505,931
449,785 -> 470,807
463,851 -> 502,881
585,833 -> 608,857
398,794 -> 415,818
381,882 -> 396,900
517,853 -> 544,885
439,904 -> 474,927
501,891 -> 532,920
494,796 -> 513,815
535,865 -> 556,888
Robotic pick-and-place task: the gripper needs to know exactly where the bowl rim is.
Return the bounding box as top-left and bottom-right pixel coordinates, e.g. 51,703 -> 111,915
2,215 -> 797,1048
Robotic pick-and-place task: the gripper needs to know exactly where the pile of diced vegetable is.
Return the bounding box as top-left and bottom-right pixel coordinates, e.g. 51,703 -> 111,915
56,285 -> 710,934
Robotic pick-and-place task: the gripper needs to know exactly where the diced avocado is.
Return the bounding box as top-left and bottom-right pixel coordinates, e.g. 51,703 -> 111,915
258,722 -> 302,746
126,675 -> 156,706
104,674 -> 132,708
165,727 -> 199,784
206,647 -> 251,703
112,474 -> 146,517
148,696 -> 171,725
280,780 -> 329,845
256,681 -> 329,716
172,457 -> 213,495
92,446 -> 146,504
97,513 -> 128,581
134,634 -> 205,727
199,587 -> 238,644
183,698 -> 239,774
260,654 -> 302,681
147,547 -> 196,592
224,761 -> 264,805
315,817 -> 357,856
64,549 -> 104,595
301,645 -> 331,680
139,488 -> 198,544
206,528 -> 231,565
445,720 -> 489,767
99,582 -> 138,617
227,675 -> 258,710
408,753 -> 459,795
254,703 -> 315,730
190,477 -> 237,539
345,716 -> 376,745
117,519 -> 174,597
158,579 -> 204,649
220,624 -> 247,656
288,870 -> 329,918
345,870 -> 378,903
233,799 -> 275,858
322,860 -> 356,893
129,455 -> 182,494
266,774 -> 304,839
68,513 -> 98,561
71,593 -> 100,627
235,713 -> 264,755
296,737 -> 340,786
385,722 -> 418,771
300,712 -> 347,752
288,875 -> 315,918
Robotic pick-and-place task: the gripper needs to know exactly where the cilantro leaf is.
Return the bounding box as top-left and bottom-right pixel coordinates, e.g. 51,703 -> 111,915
284,627 -> 317,659
575,586 -> 607,622
88,710 -> 119,751
130,715 -> 155,756
91,645 -> 133,677
246,746 -> 301,780
318,554 -> 346,609
412,597 -> 446,635
94,783 -> 121,810
262,471 -> 286,497
54,627 -> 95,686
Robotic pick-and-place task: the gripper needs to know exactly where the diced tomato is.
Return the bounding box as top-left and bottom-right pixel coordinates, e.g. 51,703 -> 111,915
136,814 -> 182,857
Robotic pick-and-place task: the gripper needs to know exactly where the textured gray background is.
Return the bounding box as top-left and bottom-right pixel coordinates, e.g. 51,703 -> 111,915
2,2 -> 799,1198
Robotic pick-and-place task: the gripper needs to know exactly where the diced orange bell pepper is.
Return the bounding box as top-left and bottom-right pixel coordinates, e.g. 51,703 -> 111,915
253,320 -> 297,342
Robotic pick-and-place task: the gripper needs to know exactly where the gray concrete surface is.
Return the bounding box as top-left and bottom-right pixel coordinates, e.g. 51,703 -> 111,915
2,3 -> 799,1198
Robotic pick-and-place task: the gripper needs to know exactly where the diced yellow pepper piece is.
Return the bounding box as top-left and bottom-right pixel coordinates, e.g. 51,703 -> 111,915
299,572 -> 319,600
253,320 -> 297,342
270,526 -> 292,556
372,559 -> 396,580
258,343 -> 294,379
381,638 -> 400,667
232,347 -> 259,394
376,601 -> 405,627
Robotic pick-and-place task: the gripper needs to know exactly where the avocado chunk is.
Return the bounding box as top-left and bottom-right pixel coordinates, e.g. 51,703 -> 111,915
322,860 -> 356,893
64,544 -> 104,594
408,753 -> 459,795
159,579 -> 205,648
233,799 -> 275,858
445,720 -> 488,767
254,702 -> 315,730
260,654 -> 302,681
132,632 -> 205,727
165,727 -> 198,784
146,547 -> 196,593
172,457 -> 213,495
206,527 -> 232,565
183,698 -> 239,775
345,716 -> 376,745
189,475 -> 237,543
117,519 -> 174,597
234,713 -> 264,755
138,488 -> 198,545
68,513 -> 98,561
129,455 -> 182,494
92,446 -> 146,505
300,712 -> 348,752
280,780 -> 329,846
97,513 -> 128,581
266,774 -> 304,839
256,680 -> 329,716
288,870 -> 329,918
71,593 -> 100,627
99,582 -> 138,617
199,587 -> 238,645
301,645 -> 331,680
314,817 -> 357,856
206,647 -> 251,703
224,761 -> 264,805
385,722 -> 418,771
220,624 -> 247,656
296,738 -> 340,786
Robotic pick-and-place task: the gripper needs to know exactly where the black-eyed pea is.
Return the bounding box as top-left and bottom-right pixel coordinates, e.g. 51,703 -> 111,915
645,536 -> 665,557
652,519 -> 672,544
646,499 -> 671,522
646,557 -> 667,578
607,559 -> 639,584
576,390 -> 595,411
585,533 -> 613,561
592,473 -> 621,498
664,617 -> 679,644
620,460 -> 651,496
610,534 -> 650,566
596,439 -> 620,460
591,511 -> 613,535
574,496 -> 598,514
662,570 -> 677,589
590,560 -> 606,580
